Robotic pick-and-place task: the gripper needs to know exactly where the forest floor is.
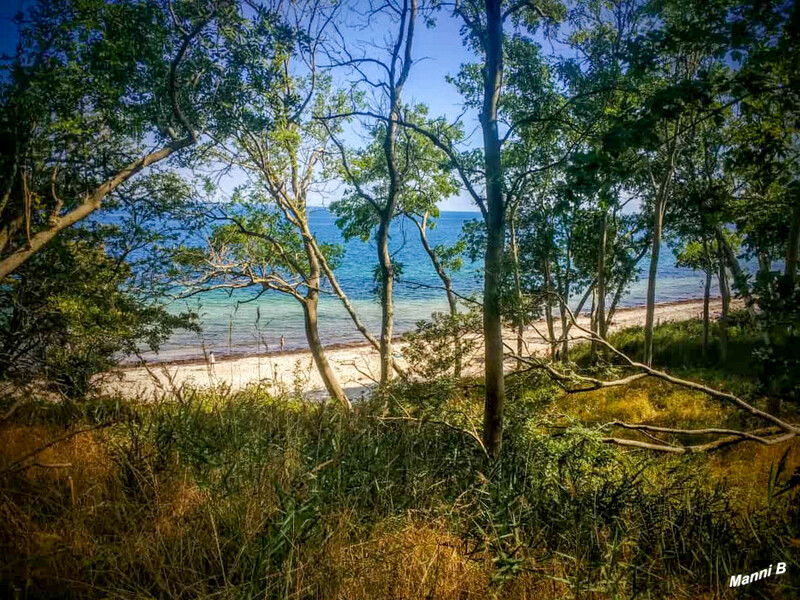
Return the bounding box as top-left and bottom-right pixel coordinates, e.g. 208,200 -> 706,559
2,317 -> 798,599
104,297 -> 739,400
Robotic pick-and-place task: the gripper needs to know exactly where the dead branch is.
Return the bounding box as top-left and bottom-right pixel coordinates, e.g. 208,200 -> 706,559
601,432 -> 797,454
554,294 -> 800,434
505,292 -> 800,453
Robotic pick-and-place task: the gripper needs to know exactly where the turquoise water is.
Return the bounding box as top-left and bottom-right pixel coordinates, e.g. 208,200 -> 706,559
148,209 -> 729,362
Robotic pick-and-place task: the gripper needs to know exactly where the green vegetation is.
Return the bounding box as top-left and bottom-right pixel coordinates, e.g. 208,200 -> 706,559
1,0 -> 799,596
2,321 -> 799,599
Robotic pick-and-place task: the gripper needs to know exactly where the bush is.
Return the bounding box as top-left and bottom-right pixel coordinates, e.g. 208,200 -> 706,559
0,231 -> 197,397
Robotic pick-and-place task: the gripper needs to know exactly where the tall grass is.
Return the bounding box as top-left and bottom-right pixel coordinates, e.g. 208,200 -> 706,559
2,322 -> 800,598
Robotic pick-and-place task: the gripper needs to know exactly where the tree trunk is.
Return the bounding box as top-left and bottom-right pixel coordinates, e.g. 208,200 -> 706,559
716,230 -> 730,364
592,210 -> 608,362
560,247 -> 572,363
643,195 -> 664,367
302,297 -> 351,410
377,217 -> 394,386
589,288 -> 598,363
412,214 -> 461,377
757,248 -> 771,278
785,203 -> 800,288
0,138 -> 194,281
310,236 -> 408,379
480,0 -> 506,459
509,206 -> 525,368
544,260 -> 557,360
596,211 -> 608,339
703,269 -> 712,359
445,283 -> 461,378
715,222 -> 749,299
300,232 -> 350,410
702,239 -> 712,359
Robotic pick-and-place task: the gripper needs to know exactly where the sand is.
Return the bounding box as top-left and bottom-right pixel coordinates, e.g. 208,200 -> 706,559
102,298 -> 732,400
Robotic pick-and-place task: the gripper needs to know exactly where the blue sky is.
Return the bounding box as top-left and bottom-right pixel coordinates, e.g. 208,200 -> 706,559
318,6 -> 484,211
0,0 -> 487,211
0,0 -> 26,57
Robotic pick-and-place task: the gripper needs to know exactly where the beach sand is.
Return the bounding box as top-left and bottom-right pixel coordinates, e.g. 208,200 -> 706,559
102,298 -> 732,400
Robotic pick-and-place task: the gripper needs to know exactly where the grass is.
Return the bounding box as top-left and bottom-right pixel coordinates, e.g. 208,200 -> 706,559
1,319 -> 800,599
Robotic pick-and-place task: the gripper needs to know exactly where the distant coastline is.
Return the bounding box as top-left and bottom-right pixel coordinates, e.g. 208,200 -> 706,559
144,209 -> 731,365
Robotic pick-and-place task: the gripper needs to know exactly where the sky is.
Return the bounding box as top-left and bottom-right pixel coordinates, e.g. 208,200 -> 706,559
0,0 -> 512,212
318,7 -> 484,211
0,0 -> 25,57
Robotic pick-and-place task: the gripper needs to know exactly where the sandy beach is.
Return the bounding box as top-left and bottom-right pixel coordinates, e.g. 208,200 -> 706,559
103,298 -> 731,400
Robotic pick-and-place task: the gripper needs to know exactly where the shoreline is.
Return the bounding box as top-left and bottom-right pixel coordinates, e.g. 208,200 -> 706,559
104,297 -> 729,399
118,296 -> 720,371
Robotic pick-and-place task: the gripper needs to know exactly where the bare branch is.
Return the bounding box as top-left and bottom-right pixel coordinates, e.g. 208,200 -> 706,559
376,415 -> 488,457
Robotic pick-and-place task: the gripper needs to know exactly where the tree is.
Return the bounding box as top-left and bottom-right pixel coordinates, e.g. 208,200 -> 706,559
324,0 -> 460,387
673,235 -> 739,359
0,0 -> 285,280
0,226 -> 196,397
176,0 -> 356,409
442,0 -> 563,457
404,208 -> 467,376
329,109 -> 458,387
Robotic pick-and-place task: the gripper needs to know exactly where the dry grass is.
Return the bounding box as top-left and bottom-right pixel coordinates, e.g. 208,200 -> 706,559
327,521 -> 490,599
0,427 -> 566,600
2,354 -> 799,599
555,379 -> 729,429
709,438 -> 800,511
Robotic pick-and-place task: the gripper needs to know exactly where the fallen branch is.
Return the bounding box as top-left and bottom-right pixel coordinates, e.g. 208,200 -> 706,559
601,431 -> 797,454
505,293 -> 800,453
604,422 -> 782,443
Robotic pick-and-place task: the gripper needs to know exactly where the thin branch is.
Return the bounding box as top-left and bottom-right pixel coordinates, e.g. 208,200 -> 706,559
376,415 -> 488,457
1,422 -> 113,475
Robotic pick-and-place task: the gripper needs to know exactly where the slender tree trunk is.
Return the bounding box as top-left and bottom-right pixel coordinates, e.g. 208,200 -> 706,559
592,210 -> 608,361
301,234 -> 350,409
559,302 -> 569,363
544,260 -> 557,360
302,297 -> 351,410
377,217 -> 394,386
412,214 -> 461,377
480,0 -> 506,459
607,245 -> 648,330
562,278 -> 597,363
715,222 -> 749,299
448,298 -> 462,378
703,270 -> 712,358
702,240 -> 712,359
716,230 -> 730,363
757,248 -> 771,278
589,288 -> 598,363
605,281 -> 625,332
309,237 -> 407,379
785,203 -> 800,288
643,195 -> 664,367
560,247 -> 572,363
596,212 -> 608,339
509,206 -> 525,368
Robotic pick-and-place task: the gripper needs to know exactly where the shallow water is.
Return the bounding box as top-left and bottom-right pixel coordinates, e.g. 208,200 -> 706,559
145,209 -> 741,362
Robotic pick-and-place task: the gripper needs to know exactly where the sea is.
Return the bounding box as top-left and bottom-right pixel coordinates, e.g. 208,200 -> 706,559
143,209 -> 733,363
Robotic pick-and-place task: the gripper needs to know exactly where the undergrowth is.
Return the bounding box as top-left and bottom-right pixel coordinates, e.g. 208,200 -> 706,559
1,320 -> 799,599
